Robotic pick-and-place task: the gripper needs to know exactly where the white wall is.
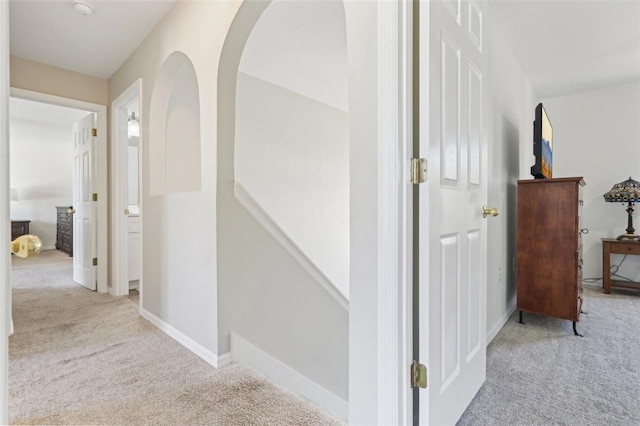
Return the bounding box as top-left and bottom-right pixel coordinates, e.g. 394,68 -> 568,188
109,0 -> 235,362
9,118 -> 73,249
484,8 -> 537,341
235,72 -> 349,297
543,82 -> 640,281
110,3 -> 350,405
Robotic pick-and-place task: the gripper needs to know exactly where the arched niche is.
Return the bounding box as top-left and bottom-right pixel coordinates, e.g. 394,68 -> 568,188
149,51 -> 201,195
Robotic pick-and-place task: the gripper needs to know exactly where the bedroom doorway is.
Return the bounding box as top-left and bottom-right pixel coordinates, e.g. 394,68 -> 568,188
10,88 -> 108,293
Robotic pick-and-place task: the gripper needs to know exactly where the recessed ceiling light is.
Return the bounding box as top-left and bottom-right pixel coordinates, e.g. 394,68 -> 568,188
73,1 -> 94,16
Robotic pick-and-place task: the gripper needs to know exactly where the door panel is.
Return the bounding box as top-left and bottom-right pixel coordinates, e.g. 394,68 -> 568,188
419,0 -> 487,424
73,113 -> 96,290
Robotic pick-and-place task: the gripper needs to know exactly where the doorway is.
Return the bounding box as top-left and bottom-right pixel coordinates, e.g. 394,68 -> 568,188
111,80 -> 142,298
9,88 -> 108,293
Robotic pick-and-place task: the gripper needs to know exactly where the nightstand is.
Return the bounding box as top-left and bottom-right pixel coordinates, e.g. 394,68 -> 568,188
11,220 -> 30,241
601,238 -> 640,294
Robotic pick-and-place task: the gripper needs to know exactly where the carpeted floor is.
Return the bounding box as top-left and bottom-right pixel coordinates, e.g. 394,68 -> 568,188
9,250 -> 344,426
12,250 -> 640,425
458,284 -> 640,425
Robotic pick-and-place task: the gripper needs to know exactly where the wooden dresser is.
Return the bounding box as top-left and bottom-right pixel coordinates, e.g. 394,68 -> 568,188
56,206 -> 73,257
11,220 -> 30,241
517,177 -> 586,335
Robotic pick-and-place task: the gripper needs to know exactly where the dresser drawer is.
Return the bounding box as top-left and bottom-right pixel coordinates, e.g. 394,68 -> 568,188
55,206 -> 73,256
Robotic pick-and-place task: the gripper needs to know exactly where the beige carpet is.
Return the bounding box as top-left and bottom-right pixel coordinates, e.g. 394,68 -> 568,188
9,250 -> 344,425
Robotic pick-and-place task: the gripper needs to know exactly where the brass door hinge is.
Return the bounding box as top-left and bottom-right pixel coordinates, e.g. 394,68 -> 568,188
92,128 -> 97,137
92,257 -> 98,266
92,193 -> 98,202
410,158 -> 426,184
411,360 -> 427,389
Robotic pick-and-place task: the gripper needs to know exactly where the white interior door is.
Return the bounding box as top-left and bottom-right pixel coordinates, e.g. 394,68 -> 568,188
418,0 -> 488,424
73,113 -> 97,290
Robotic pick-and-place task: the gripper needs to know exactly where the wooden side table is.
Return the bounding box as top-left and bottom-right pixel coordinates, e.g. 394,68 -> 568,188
601,238 -> 640,293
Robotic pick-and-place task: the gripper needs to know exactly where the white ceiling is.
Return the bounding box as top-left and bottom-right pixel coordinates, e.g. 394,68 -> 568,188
8,0 -> 640,105
10,0 -> 177,79
488,0 -> 640,99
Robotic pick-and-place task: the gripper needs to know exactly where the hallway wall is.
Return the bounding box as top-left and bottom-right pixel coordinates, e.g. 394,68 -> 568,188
109,0 -> 233,361
484,7 -> 537,341
109,3 -> 349,413
235,71 -> 350,297
10,56 -> 108,106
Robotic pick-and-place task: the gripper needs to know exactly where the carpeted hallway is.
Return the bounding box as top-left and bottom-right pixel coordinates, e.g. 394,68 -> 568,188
11,249 -> 640,425
9,250 -> 343,425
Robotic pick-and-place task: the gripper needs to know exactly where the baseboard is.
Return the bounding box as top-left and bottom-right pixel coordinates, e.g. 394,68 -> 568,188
140,307 -> 224,368
41,246 -> 56,251
487,298 -> 517,344
230,333 -> 348,421
217,351 -> 232,367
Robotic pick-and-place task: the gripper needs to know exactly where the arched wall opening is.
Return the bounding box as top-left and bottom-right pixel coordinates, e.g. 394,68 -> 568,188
216,0 -> 349,418
234,0 -> 350,300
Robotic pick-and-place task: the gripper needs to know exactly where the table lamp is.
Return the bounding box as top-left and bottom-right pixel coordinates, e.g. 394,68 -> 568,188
603,176 -> 640,241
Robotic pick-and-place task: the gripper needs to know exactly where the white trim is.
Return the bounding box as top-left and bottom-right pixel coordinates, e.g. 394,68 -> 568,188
377,0 -> 414,424
110,80 -> 142,297
487,299 -> 517,344
234,181 -> 349,310
230,333 -> 348,421
9,87 -> 108,294
217,351 -> 232,368
1,2 -> 11,422
140,307 -> 224,368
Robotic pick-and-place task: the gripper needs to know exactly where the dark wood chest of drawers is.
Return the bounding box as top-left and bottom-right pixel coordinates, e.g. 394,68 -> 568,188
11,220 -> 30,241
517,177 -> 585,326
56,206 -> 73,256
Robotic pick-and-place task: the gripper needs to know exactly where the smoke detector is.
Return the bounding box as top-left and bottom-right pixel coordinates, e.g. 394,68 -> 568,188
73,1 -> 94,16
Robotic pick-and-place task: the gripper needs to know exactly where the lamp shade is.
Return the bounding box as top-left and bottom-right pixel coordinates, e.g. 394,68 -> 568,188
10,187 -> 18,201
603,177 -> 640,202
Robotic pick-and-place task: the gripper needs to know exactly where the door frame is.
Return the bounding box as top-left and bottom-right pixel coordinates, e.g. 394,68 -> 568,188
375,0 -> 414,423
110,79 -> 142,297
1,3 -> 10,422
9,87 -> 108,294
345,0 -> 414,424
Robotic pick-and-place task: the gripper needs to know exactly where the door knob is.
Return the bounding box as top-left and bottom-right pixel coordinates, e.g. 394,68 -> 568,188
11,234 -> 43,258
124,209 -> 130,215
482,206 -> 499,218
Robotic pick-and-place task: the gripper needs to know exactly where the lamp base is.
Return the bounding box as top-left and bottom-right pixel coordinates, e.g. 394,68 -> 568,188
616,233 -> 640,241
